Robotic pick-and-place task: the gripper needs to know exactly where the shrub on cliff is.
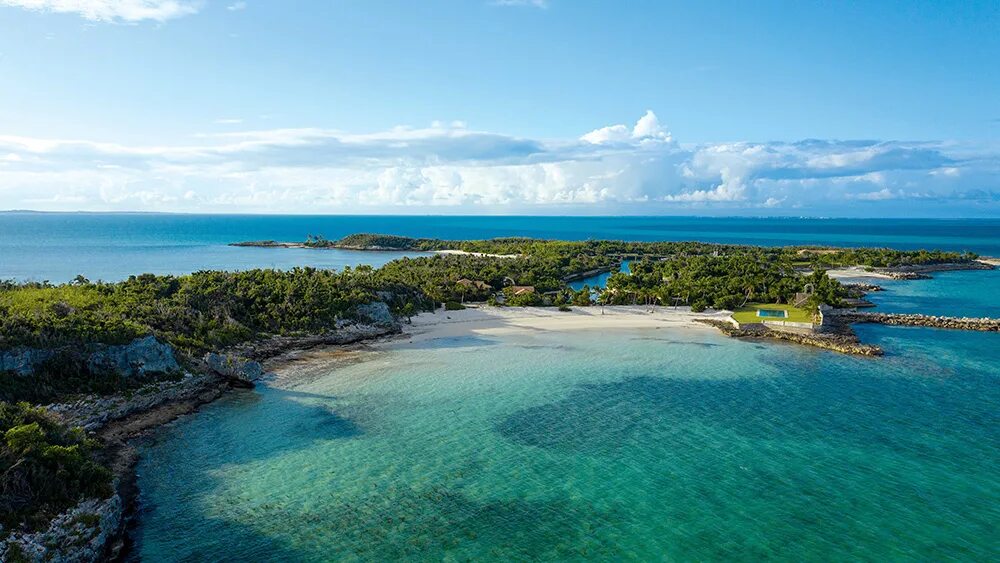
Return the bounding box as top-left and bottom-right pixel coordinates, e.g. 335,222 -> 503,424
0,402 -> 112,533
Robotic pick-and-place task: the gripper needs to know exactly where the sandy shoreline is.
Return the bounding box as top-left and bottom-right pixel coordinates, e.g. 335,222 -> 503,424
826,266 -> 893,280
263,305 -> 731,384
399,305 -> 731,344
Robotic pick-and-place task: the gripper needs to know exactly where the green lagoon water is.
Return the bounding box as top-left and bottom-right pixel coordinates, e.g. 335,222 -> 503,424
132,322 -> 1000,561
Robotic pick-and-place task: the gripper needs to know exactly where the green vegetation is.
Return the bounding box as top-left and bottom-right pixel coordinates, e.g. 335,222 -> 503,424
332,233 -> 422,249
324,233 -> 978,269
1,402 -> 112,534
0,267 -> 428,352
732,304 -> 815,326
0,268 -> 430,402
795,247 -> 978,268
601,253 -> 845,312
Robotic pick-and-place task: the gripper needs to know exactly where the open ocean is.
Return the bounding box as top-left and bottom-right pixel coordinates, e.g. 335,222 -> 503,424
2,213 -> 997,560
1,213 -> 998,282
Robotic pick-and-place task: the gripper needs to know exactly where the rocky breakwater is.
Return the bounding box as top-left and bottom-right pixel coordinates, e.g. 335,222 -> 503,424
876,260 -> 995,280
843,282 -> 884,295
829,311 -> 1000,332
695,318 -> 883,356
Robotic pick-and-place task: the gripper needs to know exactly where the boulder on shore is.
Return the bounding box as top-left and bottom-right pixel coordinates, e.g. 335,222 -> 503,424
204,353 -> 268,386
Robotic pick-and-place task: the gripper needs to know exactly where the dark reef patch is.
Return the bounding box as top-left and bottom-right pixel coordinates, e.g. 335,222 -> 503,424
202,486 -> 622,561
495,371 -> 1000,460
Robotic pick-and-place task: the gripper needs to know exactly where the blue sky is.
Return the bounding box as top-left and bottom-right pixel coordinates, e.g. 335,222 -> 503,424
0,0 -> 998,216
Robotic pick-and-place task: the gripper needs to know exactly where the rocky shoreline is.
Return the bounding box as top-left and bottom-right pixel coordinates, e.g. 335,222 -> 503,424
0,319 -> 401,563
229,240 -> 406,252
875,260 -> 995,280
228,240 -> 307,248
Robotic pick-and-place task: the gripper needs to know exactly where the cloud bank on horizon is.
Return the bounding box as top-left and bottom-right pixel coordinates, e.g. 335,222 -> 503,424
0,0 -> 541,23
0,0 -> 201,23
1,110 -> 996,216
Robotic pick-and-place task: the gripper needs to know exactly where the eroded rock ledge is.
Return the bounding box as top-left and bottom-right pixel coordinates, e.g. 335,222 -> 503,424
0,335 -> 180,379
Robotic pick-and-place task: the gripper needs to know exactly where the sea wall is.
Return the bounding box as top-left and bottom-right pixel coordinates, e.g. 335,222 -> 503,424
829,311 -> 1000,331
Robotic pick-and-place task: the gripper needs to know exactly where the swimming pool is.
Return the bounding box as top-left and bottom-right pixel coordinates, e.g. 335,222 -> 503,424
757,309 -> 788,318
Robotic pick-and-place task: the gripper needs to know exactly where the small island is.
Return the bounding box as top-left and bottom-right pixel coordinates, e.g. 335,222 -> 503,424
2,234 -> 998,560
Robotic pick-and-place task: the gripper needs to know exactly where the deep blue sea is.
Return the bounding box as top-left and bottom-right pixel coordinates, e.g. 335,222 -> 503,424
1,213 -> 998,282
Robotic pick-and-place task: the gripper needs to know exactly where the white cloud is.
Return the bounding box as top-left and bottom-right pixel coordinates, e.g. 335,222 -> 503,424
0,0 -> 201,22
226,1 -> 245,11
0,111 -> 997,215
581,110 -> 672,144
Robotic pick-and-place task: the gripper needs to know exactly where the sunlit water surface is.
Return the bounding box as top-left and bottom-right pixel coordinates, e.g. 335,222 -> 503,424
132,324 -> 999,561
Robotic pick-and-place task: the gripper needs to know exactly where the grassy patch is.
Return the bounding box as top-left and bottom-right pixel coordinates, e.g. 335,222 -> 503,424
732,303 -> 814,326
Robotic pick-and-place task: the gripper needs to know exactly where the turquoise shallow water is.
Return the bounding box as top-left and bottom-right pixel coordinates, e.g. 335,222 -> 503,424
132,324 -> 1000,561
863,269 -> 1000,318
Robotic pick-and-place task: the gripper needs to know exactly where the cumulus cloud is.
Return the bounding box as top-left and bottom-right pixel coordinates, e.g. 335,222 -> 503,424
581,110 -> 672,144
0,0 -> 201,22
0,112 -> 997,215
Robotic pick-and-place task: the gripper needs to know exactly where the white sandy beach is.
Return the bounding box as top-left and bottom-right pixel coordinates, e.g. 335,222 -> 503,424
401,305 -> 732,344
826,266 -> 893,280
267,305 -> 732,380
